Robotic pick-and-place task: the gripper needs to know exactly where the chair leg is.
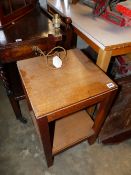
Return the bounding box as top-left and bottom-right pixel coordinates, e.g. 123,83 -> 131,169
88,90 -> 117,145
9,95 -> 27,124
0,63 -> 27,124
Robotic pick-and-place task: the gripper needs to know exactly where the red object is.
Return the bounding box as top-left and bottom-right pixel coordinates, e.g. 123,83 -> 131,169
101,10 -> 125,26
116,2 -> 131,26
116,4 -> 131,17
115,55 -> 131,77
93,0 -> 131,26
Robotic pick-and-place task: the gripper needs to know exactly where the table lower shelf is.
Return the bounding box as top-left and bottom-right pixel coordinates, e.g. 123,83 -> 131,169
52,110 -> 94,155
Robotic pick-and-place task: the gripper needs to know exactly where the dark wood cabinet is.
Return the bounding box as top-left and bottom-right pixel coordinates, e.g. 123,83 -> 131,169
0,2 -> 74,123
0,0 -> 37,28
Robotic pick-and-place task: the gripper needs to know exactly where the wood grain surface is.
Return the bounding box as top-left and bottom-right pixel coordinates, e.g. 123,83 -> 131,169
17,49 -> 117,118
53,110 -> 94,154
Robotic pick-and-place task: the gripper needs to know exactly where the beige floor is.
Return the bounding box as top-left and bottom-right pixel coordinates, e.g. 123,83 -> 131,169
0,80 -> 131,175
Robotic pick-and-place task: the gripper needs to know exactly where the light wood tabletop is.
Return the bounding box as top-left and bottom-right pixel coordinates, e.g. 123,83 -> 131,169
47,0 -> 131,72
17,49 -> 117,119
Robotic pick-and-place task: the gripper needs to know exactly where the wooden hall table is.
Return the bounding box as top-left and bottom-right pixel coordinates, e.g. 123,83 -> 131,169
17,49 -> 117,167
47,0 -> 131,72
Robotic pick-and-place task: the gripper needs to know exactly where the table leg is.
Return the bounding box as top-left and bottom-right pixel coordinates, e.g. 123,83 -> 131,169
8,96 -> 27,123
88,90 -> 117,144
96,49 -> 112,72
37,117 -> 53,167
88,48 -> 112,116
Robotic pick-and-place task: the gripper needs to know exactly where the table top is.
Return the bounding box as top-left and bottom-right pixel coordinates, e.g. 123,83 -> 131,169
0,7 -> 52,46
48,0 -> 131,50
17,49 -> 117,118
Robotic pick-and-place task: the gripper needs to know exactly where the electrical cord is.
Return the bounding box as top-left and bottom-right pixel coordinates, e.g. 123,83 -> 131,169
32,46 -> 67,69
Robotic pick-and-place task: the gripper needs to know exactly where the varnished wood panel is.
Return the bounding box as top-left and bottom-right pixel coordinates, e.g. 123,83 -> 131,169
53,110 -> 94,155
0,8 -> 50,46
17,49 -> 117,118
